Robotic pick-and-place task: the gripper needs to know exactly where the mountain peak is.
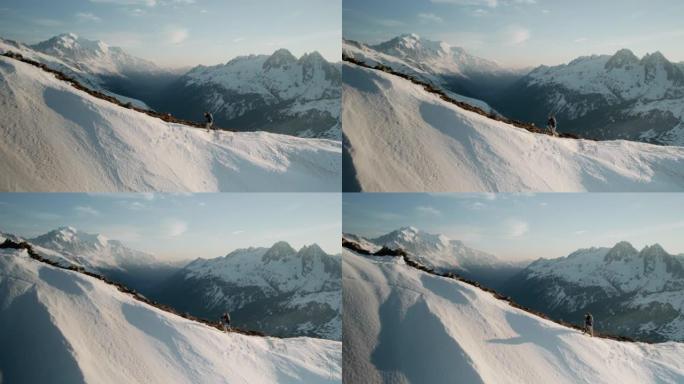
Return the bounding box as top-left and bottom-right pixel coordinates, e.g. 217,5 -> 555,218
641,51 -> 669,66
604,241 -> 638,262
263,48 -> 297,69
605,48 -> 639,69
640,243 -> 667,257
262,241 -> 297,262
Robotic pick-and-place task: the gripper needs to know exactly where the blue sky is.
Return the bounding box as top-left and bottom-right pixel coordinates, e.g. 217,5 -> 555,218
0,193 -> 341,261
343,0 -> 684,68
0,0 -> 341,67
344,193 -> 684,262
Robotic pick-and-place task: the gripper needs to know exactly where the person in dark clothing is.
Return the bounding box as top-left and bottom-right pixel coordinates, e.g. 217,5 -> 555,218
221,312 -> 231,332
204,112 -> 214,132
584,313 -> 594,336
547,115 -> 558,136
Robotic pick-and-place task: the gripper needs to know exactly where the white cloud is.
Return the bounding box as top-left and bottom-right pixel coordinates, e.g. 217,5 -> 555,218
75,206 -> 100,216
233,37 -> 245,43
76,12 -> 102,22
416,205 -> 442,216
163,218 -> 188,237
418,13 -> 443,23
504,25 -> 530,45
167,27 -> 189,44
468,201 -> 487,210
575,230 -> 587,235
505,219 -> 529,238
574,37 -> 588,43
232,230 -> 245,235
432,0 -> 499,8
89,0 -> 157,7
33,18 -> 64,27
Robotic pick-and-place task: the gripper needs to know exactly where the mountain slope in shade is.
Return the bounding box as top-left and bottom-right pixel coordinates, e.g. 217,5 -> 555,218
501,241 -> 684,342
158,49 -> 341,139
0,248 -> 341,384
154,242 -> 341,340
0,55 -> 341,192
342,62 -> 684,192
343,247 -> 684,384
495,49 -> 684,145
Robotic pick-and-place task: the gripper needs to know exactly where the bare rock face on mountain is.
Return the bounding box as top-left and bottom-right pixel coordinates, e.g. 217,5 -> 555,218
495,49 -> 684,145
153,241 -> 342,340
156,48 -> 341,139
501,241 -> 684,342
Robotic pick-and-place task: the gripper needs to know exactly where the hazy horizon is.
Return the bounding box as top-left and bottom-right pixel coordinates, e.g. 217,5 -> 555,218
343,0 -> 684,69
0,0 -> 341,67
0,193 -> 342,261
343,193 -> 684,262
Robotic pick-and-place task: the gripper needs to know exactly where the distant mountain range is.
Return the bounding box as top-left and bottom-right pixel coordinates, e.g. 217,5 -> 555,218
0,228 -> 340,340
154,241 -> 341,340
501,241 -> 684,342
344,227 -> 527,289
344,33 -> 684,146
1,33 -> 340,139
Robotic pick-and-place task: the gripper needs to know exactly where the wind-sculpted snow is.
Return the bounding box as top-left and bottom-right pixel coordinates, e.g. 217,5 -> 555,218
343,248 -> 684,384
0,56 -> 341,192
343,62 -> 684,192
0,248 -> 341,384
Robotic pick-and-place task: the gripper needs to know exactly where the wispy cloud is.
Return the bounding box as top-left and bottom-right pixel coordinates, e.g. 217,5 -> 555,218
505,219 -> 529,238
432,0 -> 499,8
167,27 -> 189,44
89,0 -> 158,7
416,205 -> 442,216
76,12 -> 101,22
232,230 -> 245,235
418,13 -> 443,23
376,18 -> 404,27
574,37 -> 588,43
33,18 -> 64,27
75,206 -> 100,216
163,218 -> 187,237
504,25 -> 530,45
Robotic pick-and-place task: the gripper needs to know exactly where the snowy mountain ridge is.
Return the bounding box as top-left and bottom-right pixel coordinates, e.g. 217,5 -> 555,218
343,247 -> 684,384
343,61 -> 684,192
0,247 -> 341,383
0,54 -> 341,192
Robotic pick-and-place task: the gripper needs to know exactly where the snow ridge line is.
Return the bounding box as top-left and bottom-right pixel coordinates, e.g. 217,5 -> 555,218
0,239 -> 269,338
1,51 -> 231,132
342,55 -> 590,141
342,238 -> 659,344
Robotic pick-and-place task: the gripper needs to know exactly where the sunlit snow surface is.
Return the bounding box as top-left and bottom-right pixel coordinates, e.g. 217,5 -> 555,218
0,249 -> 341,383
343,248 -> 684,384
343,63 -> 684,192
0,57 -> 340,192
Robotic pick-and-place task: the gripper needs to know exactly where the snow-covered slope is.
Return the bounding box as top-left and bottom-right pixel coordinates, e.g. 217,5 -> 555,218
497,49 -> 684,145
155,242 -> 341,340
0,248 -> 341,383
343,37 -> 499,114
503,241 -> 684,342
343,62 -> 684,192
0,55 -> 341,192
160,49 -> 341,139
343,247 -> 684,384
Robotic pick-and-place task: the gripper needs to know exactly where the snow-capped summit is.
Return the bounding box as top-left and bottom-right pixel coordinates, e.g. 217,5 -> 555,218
31,33 -> 161,75
263,48 -> 298,70
365,227 -> 502,273
262,241 -> 298,262
29,226 -> 157,270
605,48 -> 639,69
